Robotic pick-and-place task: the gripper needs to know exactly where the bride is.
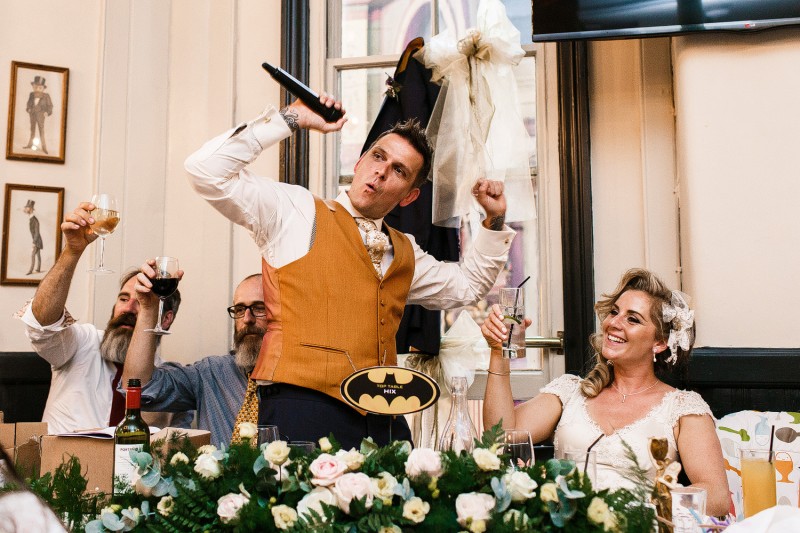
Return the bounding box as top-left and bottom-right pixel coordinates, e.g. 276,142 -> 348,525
482,268 -> 729,516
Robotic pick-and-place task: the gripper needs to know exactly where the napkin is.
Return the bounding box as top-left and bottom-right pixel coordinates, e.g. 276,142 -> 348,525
725,506 -> 800,532
439,310 -> 491,390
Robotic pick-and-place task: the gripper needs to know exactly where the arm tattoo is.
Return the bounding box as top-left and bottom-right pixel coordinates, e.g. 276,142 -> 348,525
280,106 -> 299,131
488,215 -> 505,231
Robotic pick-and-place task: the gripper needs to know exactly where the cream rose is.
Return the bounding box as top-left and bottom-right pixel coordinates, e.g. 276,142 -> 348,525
587,497 -> 617,531
336,448 -> 366,471
271,504 -> 298,530
504,471 -> 538,502
319,437 -> 333,452
194,453 -> 222,480
402,496 -> 430,524
332,472 -> 374,514
263,440 -> 291,466
157,496 -> 174,517
378,526 -> 402,533
238,422 -> 258,440
405,448 -> 443,478
170,452 -> 189,466
217,492 -> 249,524
540,482 -> 559,503
503,509 -> 530,530
197,444 -> 217,455
309,453 -> 348,487
297,487 -> 337,520
455,492 -> 495,530
371,472 -> 398,505
472,448 -> 501,471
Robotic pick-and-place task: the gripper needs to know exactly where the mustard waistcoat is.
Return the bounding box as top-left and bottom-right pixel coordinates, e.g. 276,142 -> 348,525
250,198 -> 415,405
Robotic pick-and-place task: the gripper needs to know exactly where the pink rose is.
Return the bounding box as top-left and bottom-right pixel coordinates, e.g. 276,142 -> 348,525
309,453 -> 348,487
217,492 -> 249,524
332,472 -> 374,514
455,492 -> 495,529
297,487 -> 337,520
404,448 -> 443,478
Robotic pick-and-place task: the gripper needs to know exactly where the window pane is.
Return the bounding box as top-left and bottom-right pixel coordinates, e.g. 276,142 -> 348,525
513,55 -> 537,167
337,67 -> 391,181
437,0 -> 479,35
341,0 -> 433,58
502,0 -> 533,45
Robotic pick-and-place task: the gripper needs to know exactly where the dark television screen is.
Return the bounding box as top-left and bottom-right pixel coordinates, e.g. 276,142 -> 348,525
532,0 -> 800,41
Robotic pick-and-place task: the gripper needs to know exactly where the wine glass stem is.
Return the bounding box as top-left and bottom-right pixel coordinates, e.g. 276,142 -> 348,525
156,298 -> 165,331
98,237 -> 106,269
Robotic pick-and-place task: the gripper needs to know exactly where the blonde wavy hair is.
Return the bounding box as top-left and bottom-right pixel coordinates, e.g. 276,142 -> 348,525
579,268 -> 695,397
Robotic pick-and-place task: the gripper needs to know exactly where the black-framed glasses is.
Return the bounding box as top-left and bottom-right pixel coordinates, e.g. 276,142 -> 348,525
227,304 -> 267,319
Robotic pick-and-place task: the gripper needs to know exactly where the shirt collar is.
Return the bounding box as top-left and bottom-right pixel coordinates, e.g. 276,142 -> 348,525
335,191 -> 385,229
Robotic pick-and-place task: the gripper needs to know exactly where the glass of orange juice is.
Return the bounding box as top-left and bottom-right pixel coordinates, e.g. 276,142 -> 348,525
739,449 -> 777,517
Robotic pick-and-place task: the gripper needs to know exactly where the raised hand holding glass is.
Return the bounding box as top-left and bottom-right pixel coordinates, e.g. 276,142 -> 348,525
145,256 -> 179,336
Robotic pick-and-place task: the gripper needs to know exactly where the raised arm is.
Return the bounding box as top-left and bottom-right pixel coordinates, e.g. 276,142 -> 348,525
481,304 -> 563,444
31,202 -> 97,326
676,414 -> 729,516
120,260 -> 182,387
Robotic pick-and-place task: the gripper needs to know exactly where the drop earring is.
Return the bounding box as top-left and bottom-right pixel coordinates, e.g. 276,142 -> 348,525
652,347 -> 657,363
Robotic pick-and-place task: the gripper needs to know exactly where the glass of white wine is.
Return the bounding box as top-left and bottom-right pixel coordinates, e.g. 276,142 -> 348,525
88,193 -> 121,274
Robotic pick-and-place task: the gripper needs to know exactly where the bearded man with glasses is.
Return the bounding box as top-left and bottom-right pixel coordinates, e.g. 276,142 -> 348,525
122,273 -> 267,446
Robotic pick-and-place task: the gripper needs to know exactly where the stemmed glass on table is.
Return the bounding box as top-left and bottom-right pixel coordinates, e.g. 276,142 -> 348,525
503,430 -> 534,469
144,257 -> 180,336
88,193 -> 120,274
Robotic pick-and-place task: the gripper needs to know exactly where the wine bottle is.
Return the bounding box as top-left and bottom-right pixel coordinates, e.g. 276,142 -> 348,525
436,376 -> 478,454
113,378 -> 150,497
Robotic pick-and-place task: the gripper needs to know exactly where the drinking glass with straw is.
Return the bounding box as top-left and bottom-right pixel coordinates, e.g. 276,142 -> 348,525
739,425 -> 777,517
500,276 -> 530,359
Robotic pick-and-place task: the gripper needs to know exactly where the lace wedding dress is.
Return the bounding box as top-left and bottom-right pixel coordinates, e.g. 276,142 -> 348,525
542,374 -> 713,492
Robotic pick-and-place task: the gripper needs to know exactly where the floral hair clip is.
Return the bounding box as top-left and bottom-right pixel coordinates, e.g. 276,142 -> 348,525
661,290 -> 694,365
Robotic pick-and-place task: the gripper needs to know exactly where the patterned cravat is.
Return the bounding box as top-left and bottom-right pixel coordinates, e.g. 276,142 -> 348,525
356,218 -> 389,278
230,378 -> 259,444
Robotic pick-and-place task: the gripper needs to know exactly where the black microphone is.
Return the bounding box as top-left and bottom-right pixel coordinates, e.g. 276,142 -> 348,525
261,62 -> 344,123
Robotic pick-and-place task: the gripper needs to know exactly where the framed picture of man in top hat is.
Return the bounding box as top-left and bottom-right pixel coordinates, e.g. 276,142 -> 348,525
6,61 -> 69,163
1,183 -> 64,285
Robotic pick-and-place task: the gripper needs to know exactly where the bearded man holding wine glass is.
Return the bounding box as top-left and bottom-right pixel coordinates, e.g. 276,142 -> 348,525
17,201 -> 192,434
185,90 -> 514,449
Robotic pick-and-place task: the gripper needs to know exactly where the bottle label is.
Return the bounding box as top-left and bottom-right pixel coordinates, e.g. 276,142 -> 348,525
113,443 -> 145,495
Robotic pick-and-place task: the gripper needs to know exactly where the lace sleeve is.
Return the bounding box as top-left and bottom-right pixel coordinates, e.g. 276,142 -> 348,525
667,390 -> 714,428
539,374 -> 582,405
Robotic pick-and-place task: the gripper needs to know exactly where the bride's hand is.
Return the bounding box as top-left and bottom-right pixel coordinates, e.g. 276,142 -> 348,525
481,304 -> 533,351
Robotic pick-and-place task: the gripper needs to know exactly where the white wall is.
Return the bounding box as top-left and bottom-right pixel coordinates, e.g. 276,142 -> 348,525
0,0 -> 282,362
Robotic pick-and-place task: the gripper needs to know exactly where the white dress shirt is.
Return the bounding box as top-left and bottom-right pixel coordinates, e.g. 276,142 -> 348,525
185,105 -> 515,310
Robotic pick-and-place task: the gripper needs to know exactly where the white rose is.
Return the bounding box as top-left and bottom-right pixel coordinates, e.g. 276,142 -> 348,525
378,526 -> 402,533
309,453 -> 348,486
121,506 -> 143,530
238,422 -> 258,440
194,453 -> 222,480
455,492 -> 495,529
505,471 -> 538,502
170,452 -> 189,465
157,496 -> 174,517
540,482 -> 559,503
297,487 -> 337,520
472,448 -> 501,471
402,496 -> 430,524
503,509 -> 530,530
336,448 -> 366,471
587,497 -> 617,531
197,444 -> 217,455
271,504 -> 298,530
332,472 -> 374,514
405,448 -> 443,478
264,440 -> 291,466
217,492 -> 249,524
319,437 -> 333,452
371,472 -> 398,504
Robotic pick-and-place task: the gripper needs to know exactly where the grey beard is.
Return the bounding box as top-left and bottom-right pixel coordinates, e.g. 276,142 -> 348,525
100,327 -> 132,364
234,335 -> 261,374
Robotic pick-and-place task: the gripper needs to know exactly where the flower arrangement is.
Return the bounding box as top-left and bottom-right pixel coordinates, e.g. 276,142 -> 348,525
17,424 -> 655,532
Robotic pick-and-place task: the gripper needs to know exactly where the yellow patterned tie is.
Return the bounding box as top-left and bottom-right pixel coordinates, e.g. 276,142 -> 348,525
230,378 -> 259,444
356,218 -> 389,278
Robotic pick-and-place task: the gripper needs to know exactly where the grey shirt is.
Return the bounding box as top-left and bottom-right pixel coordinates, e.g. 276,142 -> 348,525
140,354 -> 247,447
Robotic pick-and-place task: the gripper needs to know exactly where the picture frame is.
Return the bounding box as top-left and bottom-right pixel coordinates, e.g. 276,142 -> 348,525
6,61 -> 69,164
1,183 -> 64,286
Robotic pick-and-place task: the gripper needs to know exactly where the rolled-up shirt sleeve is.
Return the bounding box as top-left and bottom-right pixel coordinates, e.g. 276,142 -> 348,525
139,363 -> 200,413
19,299 -> 84,369
408,223 -> 515,309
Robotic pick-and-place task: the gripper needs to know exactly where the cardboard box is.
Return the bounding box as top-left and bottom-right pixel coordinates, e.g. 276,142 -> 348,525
0,420 -> 48,478
40,427 -> 210,494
